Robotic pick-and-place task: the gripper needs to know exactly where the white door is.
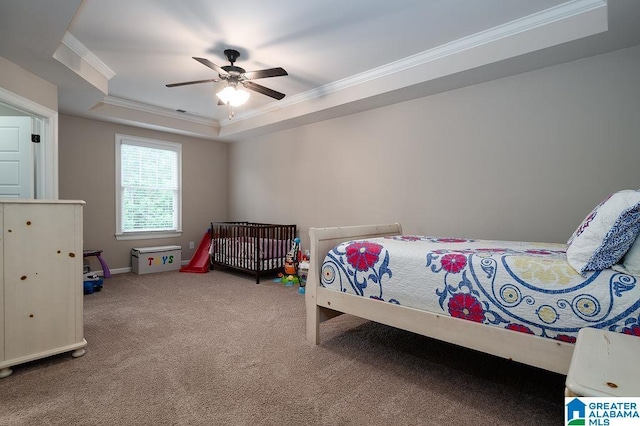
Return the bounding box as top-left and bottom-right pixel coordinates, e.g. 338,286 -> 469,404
0,117 -> 32,198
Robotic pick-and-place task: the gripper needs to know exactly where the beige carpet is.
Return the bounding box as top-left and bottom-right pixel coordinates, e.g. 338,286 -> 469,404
0,270 -> 565,425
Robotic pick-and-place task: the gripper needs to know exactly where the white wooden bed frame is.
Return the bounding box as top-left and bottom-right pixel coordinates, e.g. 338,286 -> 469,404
305,223 -> 575,375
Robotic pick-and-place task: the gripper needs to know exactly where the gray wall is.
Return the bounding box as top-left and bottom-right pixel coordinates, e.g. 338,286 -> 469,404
58,115 -> 228,270
0,56 -> 58,112
228,44 -> 640,250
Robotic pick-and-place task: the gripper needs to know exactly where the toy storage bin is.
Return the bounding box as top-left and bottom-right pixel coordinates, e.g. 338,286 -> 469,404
131,245 -> 182,274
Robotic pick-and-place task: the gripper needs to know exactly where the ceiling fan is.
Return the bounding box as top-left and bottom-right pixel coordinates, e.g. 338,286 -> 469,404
166,49 -> 288,108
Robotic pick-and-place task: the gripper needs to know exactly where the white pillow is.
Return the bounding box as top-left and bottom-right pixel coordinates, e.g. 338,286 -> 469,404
612,235 -> 640,276
566,189 -> 640,275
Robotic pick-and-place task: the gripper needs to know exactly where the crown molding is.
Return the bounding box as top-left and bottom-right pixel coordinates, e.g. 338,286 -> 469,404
227,0 -> 606,125
61,31 -> 116,80
99,96 -> 219,128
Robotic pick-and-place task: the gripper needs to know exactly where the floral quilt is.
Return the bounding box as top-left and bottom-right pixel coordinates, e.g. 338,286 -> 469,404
320,236 -> 640,342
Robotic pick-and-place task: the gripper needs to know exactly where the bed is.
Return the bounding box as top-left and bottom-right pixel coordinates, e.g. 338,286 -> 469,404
306,200 -> 640,375
209,222 -> 297,283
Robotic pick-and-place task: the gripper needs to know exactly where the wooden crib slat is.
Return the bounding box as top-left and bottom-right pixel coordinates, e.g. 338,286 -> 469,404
209,222 -> 297,283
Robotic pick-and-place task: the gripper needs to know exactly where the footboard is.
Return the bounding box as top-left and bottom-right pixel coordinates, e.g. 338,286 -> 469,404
305,223 -> 403,343
210,222 -> 296,283
305,223 -> 575,374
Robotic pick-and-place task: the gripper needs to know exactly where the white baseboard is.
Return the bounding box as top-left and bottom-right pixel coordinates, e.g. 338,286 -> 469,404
89,260 -> 191,276
88,267 -> 130,276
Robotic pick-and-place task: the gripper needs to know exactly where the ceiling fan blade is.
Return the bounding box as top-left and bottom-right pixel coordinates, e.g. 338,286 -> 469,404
243,67 -> 288,80
242,81 -> 286,100
193,57 -> 229,77
166,78 -> 220,88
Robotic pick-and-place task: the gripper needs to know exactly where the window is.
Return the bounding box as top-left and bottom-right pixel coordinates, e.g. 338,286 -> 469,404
115,134 -> 182,240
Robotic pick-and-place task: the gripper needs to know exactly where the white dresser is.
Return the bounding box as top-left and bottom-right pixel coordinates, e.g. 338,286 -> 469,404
0,200 -> 87,378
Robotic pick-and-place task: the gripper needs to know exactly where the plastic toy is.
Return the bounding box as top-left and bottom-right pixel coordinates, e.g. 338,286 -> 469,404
284,274 -> 299,287
283,237 -> 300,275
273,272 -> 301,288
83,273 -> 104,294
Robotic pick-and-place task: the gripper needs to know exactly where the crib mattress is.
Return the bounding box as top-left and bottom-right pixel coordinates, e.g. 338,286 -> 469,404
320,236 -> 640,342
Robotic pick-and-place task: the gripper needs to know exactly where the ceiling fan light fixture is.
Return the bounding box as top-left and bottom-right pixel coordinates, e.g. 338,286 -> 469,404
217,84 -> 250,106
231,87 -> 250,106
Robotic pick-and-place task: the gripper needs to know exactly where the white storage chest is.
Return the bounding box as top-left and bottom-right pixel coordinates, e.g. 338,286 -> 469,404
131,245 -> 182,274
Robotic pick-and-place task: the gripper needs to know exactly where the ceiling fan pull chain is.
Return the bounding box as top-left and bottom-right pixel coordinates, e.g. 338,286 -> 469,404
228,104 -> 235,120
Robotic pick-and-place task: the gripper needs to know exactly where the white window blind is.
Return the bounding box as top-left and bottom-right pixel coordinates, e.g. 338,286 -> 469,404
115,134 -> 182,239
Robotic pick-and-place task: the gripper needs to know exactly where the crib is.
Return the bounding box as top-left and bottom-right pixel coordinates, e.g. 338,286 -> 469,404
209,222 -> 297,283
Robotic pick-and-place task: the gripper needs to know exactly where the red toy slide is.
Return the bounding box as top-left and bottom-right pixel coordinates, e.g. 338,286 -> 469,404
180,232 -> 211,273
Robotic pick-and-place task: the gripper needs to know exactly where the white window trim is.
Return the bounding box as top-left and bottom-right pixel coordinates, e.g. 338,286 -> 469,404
115,133 -> 182,241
